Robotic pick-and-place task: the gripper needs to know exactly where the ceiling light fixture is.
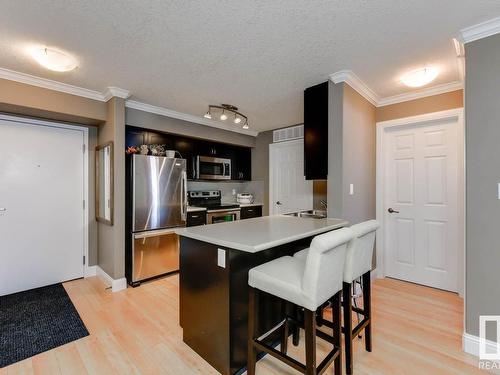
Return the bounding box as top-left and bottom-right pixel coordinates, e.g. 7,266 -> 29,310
30,46 -> 78,72
401,67 -> 439,88
204,104 -> 249,130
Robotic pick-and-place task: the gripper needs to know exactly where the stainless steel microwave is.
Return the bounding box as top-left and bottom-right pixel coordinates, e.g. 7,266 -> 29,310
196,156 -> 231,180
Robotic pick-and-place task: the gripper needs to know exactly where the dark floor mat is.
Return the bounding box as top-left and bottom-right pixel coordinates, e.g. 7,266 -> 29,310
0,283 -> 89,368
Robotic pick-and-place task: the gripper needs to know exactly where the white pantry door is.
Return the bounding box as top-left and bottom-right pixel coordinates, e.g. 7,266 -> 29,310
0,118 -> 85,296
269,139 -> 313,215
383,117 -> 461,292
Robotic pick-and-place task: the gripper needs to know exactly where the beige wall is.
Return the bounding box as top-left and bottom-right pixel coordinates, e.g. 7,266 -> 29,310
376,90 -> 463,122
97,98 -> 126,279
0,78 -> 106,125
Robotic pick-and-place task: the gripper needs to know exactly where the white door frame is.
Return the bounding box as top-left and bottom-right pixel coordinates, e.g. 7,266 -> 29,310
375,108 -> 465,296
0,113 -> 90,278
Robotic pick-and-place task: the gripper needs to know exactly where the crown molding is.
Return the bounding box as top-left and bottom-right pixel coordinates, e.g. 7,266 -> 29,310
125,100 -> 259,137
377,81 -> 464,107
0,67 -> 106,101
459,16 -> 500,44
0,66 -> 257,136
329,70 -> 379,106
103,86 -> 131,101
329,69 -> 463,107
452,38 -> 466,81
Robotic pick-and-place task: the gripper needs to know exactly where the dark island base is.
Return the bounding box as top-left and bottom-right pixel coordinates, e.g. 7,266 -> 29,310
179,236 -> 314,375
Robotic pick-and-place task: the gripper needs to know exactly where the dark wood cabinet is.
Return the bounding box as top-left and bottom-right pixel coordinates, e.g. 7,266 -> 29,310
240,205 -> 262,220
126,126 -> 251,182
231,147 -> 251,181
304,81 -> 329,180
186,211 -> 206,227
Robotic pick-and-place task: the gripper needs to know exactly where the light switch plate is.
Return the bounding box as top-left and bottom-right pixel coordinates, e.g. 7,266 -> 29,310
498,183 -> 500,199
349,184 -> 354,195
217,249 -> 226,268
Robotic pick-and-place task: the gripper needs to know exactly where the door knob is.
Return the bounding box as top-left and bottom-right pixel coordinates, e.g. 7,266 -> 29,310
388,208 -> 399,214
276,201 -> 282,205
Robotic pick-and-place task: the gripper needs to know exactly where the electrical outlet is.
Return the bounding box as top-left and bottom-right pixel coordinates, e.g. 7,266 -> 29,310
217,249 -> 226,268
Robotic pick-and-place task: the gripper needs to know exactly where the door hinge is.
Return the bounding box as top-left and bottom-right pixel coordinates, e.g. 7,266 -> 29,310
82,144 -> 86,153
83,255 -> 86,265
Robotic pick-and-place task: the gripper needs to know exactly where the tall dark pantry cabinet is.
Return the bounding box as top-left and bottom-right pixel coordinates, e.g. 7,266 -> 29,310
303,81 -> 329,180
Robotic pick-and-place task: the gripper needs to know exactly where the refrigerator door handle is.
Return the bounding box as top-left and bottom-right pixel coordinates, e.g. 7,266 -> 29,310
134,228 -> 177,239
181,170 -> 187,221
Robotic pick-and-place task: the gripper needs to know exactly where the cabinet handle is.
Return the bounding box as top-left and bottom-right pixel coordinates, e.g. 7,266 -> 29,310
191,215 -> 199,218
247,209 -> 253,212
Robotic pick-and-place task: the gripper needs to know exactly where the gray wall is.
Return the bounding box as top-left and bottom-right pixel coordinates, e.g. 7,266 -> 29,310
251,130 -> 273,215
328,82 -> 376,223
465,33 -> 500,340
126,107 -> 256,148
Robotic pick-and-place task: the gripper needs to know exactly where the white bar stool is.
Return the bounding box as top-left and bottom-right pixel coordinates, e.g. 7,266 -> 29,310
294,220 -> 379,374
247,227 -> 355,375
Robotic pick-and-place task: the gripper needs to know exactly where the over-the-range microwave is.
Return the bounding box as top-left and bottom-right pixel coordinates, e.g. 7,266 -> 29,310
195,156 -> 231,180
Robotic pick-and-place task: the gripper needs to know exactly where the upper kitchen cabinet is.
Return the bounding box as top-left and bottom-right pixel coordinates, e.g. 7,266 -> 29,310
232,146 -> 251,180
197,141 -> 232,158
304,81 -> 329,180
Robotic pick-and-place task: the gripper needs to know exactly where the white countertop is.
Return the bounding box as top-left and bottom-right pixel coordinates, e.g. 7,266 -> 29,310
175,215 -> 348,253
187,206 -> 207,213
238,203 -> 263,207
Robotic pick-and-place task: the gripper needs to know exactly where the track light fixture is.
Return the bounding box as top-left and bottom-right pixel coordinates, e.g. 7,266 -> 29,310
203,104 -> 249,129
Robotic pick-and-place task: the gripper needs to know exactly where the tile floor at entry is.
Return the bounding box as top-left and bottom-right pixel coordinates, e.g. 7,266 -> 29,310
0,276 -> 483,375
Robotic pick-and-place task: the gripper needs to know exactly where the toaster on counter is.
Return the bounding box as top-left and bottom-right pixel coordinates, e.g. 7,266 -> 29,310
237,193 -> 254,204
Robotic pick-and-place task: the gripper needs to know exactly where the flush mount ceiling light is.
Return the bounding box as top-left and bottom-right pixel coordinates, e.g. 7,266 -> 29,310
401,67 -> 439,88
203,104 -> 249,129
30,46 -> 78,72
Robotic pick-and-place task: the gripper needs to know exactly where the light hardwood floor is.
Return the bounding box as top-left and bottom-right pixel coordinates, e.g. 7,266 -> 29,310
1,276 -> 483,375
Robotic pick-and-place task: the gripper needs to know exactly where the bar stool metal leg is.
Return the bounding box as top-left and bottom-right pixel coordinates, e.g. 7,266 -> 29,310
247,287 -> 258,375
362,271 -> 372,352
304,309 -> 317,375
343,281 -> 353,375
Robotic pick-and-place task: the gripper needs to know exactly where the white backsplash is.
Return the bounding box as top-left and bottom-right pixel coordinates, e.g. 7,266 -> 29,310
187,180 -> 265,205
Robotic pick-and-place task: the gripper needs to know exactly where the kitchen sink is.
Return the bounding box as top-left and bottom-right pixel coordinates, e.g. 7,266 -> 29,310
284,209 -> 327,219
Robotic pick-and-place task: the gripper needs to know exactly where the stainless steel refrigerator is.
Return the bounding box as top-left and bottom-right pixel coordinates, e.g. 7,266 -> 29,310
131,154 -> 187,284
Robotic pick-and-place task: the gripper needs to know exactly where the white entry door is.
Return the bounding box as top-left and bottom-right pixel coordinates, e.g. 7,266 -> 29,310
0,117 -> 85,296
382,112 -> 462,292
269,139 -> 313,215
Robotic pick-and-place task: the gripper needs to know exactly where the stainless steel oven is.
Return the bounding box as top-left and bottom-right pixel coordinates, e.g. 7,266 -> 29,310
206,208 -> 240,224
196,156 -> 231,180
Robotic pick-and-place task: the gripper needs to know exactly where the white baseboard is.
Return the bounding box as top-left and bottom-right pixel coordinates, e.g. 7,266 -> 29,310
84,265 -> 97,278
463,332 -> 500,357
96,266 -> 127,292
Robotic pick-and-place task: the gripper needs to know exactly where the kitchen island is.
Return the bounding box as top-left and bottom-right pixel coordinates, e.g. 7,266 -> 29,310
176,215 -> 347,375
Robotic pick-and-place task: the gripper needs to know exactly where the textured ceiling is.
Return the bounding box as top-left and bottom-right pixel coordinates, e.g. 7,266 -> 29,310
0,1 -> 499,132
